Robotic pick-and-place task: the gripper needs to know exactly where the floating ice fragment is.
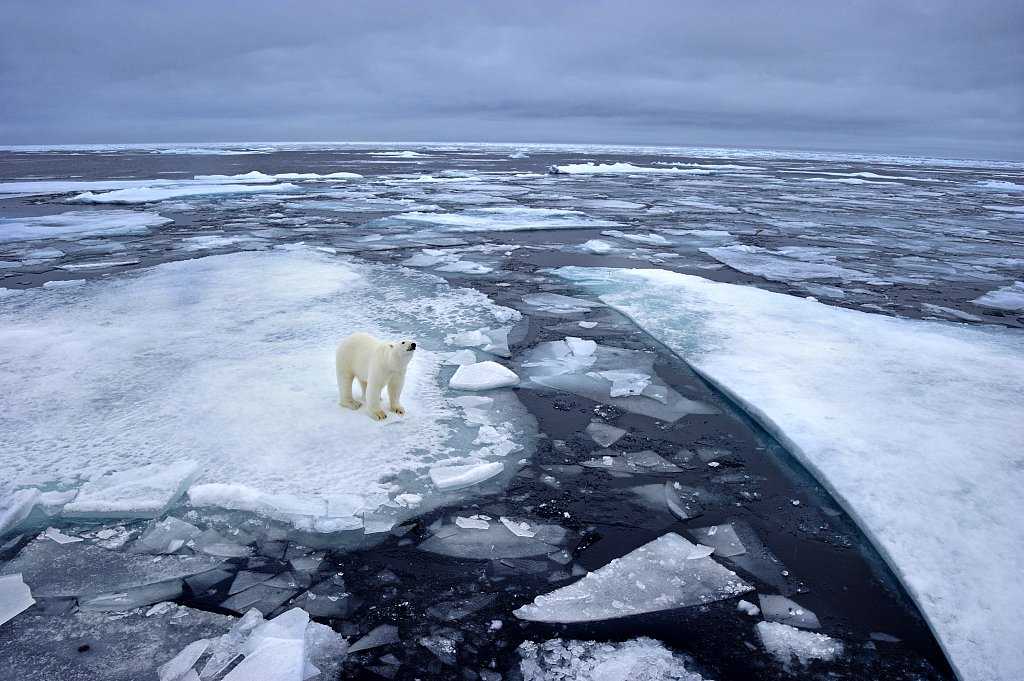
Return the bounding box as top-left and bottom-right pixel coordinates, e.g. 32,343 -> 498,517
419,522 -> 559,559
759,594 -> 821,629
500,517 -> 537,538
447,326 -> 512,357
523,292 -> 602,315
514,533 -> 752,622
756,621 -> 843,668
687,544 -> 715,560
443,349 -> 477,365
971,281 -> 1024,312
602,229 -> 670,246
690,524 -> 746,557
158,638 -> 210,681
455,515 -> 491,530
581,450 -> 682,475
63,460 -> 199,519
427,593 -> 497,621
737,599 -> 760,616
565,336 -> 597,357
578,320 -> 598,329
585,420 -> 627,447
134,516 -> 202,554
0,489 -> 41,536
0,573 -> 35,626
580,239 -> 613,254
192,529 -> 252,558
449,361 -> 519,390
429,462 -> 504,490
348,624 -> 400,653
79,578 -> 183,611
42,527 -> 82,544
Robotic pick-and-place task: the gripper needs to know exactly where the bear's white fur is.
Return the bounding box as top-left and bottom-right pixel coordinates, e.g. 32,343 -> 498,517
336,332 -> 416,420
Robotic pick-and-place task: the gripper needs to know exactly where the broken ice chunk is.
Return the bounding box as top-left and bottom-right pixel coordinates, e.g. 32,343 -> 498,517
133,516 -> 202,554
591,369 -> 651,397
219,584 -> 297,616
449,361 -> 519,390
499,517 -> 537,538
42,527 -> 82,544
418,522 -> 559,559
63,460 -> 199,519
427,593 -> 497,621
418,633 -> 458,665
690,523 -> 746,557
758,594 -> 821,629
348,624 -> 401,653
429,462 -> 504,490
228,571 -> 275,596
446,326 -> 512,357
454,515 -> 491,530
737,599 -> 760,616
192,529 -> 252,558
578,320 -> 598,329
0,573 -> 35,626
585,420 -> 626,447
0,488 -> 42,536
565,336 -> 597,357
756,621 -> 843,667
518,637 -> 706,681
581,449 -> 682,475
78,578 -> 183,611
436,260 -> 493,275
157,638 -> 210,681
443,349 -> 477,366
222,637 -> 305,681
686,544 -> 715,559
580,239 -> 614,255
514,533 -> 752,622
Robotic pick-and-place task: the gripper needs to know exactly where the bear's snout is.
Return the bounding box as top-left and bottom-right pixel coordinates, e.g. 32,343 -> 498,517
408,342 -> 416,351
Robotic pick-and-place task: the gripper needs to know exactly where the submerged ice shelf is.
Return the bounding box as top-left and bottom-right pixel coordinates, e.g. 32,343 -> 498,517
0,247 -> 533,534
556,265 -> 1024,681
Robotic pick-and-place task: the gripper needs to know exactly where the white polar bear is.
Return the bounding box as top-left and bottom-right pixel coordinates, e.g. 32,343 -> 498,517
336,332 -> 416,420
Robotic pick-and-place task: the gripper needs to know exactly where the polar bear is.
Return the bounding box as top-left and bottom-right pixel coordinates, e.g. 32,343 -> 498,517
336,332 -> 416,420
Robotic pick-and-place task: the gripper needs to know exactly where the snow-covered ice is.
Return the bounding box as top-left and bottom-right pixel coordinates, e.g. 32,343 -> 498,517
429,462 -> 505,490
756,621 -> 843,668
514,533 -> 752,622
0,247 -> 532,532
449,361 -> 520,390
518,637 -> 707,681
62,460 -> 199,518
69,182 -> 299,204
0,210 -> 172,243
555,265 -> 1024,681
700,245 -> 874,283
552,162 -> 711,175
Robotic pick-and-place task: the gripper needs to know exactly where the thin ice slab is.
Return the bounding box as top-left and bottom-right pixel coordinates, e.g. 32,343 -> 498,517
756,621 -> 843,668
419,522 -> 562,560
0,573 -> 35,626
63,460 -> 199,519
514,533 -> 751,622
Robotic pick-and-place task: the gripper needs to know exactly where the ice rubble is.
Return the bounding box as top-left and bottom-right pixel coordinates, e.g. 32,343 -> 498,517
756,621 -> 843,668
159,607 -> 346,681
555,265 -> 1024,681
518,637 -> 707,681
383,206 -> 620,231
514,533 -> 751,622
0,210 -> 173,243
520,339 -> 715,422
0,248 -> 531,533
971,280 -> 1024,312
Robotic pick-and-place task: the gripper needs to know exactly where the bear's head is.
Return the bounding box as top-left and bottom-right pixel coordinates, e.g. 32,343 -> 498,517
387,339 -> 417,367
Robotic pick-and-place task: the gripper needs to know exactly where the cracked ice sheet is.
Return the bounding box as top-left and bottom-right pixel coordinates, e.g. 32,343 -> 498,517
0,247 -> 530,532
555,265 -> 1024,681
376,206 -> 620,232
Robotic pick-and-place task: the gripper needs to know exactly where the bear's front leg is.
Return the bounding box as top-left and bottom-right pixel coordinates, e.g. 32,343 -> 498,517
365,369 -> 388,421
388,374 -> 406,416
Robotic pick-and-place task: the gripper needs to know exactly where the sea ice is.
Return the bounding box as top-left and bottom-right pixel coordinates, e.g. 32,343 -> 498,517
429,462 -> 505,490
383,206 -> 619,231
601,229 -> 670,246
347,624 -> 400,653
419,521 -> 560,559
514,533 -> 752,622
971,281 -> 1024,312
756,621 -> 843,668
133,516 -> 202,554
0,248 -> 531,531
700,245 -> 873,282
554,265 -> 1024,681
0,535 -> 224,598
446,325 -> 512,357
689,524 -> 746,557
63,460 -> 199,519
68,183 -> 299,204
758,594 -> 821,629
0,210 -> 173,243
522,292 -> 603,315
449,361 -> 520,390
580,239 -> 613,254
585,420 -> 626,447
518,637 -> 707,681
552,162 -> 711,175
0,573 -> 35,626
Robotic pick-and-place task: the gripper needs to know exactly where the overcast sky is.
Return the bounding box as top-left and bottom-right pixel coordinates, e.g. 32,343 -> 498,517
1,1 -> 1021,159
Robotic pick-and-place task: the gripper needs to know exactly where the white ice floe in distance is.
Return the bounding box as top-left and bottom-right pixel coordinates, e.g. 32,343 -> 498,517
384,206 -> 619,231
0,210 -> 172,243
514,533 -> 752,622
0,247 -> 531,533
555,265 -> 1024,681
68,182 -> 299,204
700,244 -> 875,283
552,162 -> 712,175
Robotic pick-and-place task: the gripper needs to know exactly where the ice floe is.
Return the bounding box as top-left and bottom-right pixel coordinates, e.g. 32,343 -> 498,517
700,244 -> 875,282
69,182 -> 299,204
518,637 -> 706,680
555,265 -> 1024,681
552,162 -> 711,175
971,281 -> 1024,312
382,206 -> 619,231
756,621 -> 843,668
0,210 -> 172,243
0,247 -> 532,533
514,533 -> 752,622
63,460 -> 199,519
0,573 -> 35,626
449,361 -> 520,390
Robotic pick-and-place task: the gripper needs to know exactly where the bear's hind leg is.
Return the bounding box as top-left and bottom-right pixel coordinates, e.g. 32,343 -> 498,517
365,369 -> 388,421
339,370 -> 362,410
